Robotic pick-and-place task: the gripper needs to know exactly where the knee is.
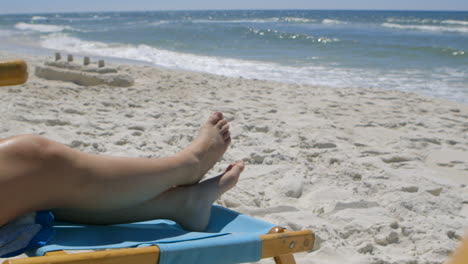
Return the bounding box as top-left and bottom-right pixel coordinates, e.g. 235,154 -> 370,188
0,135 -> 86,206
0,135 -> 61,167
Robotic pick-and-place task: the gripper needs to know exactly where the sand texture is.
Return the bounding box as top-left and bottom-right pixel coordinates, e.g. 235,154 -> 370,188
1,51 -> 467,264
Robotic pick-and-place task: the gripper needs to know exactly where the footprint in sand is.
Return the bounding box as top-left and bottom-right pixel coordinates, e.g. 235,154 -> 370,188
114,139 -> 129,146
381,155 -> 414,164
401,186 -> 418,193
313,142 -> 337,149
45,119 -> 72,126
128,125 -> 145,132
63,108 -> 85,115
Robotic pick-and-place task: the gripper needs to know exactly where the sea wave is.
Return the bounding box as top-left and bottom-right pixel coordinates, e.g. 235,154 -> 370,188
14,22 -> 74,33
90,15 -> 111,20
322,19 -> 346,24
39,34 -> 300,78
31,16 -> 47,21
382,23 -> 468,34
247,28 -> 339,43
148,21 -> 170,27
61,15 -> 111,22
38,34 -> 342,79
441,19 -> 468,25
38,34 -> 468,104
190,17 -> 317,24
409,46 -> 467,57
450,50 -> 465,56
386,17 -> 439,24
441,48 -> 466,56
279,17 -> 317,23
191,18 -> 280,24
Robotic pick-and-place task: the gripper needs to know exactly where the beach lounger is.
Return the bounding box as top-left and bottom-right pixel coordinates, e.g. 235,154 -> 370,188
2,206 -> 315,264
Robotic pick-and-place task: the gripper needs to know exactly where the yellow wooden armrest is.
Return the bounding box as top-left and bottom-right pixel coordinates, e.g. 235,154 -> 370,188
0,60 -> 28,87
3,247 -> 160,264
2,227 -> 314,264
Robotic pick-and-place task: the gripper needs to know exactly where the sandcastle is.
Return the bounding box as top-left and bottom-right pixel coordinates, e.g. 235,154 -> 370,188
35,53 -> 134,87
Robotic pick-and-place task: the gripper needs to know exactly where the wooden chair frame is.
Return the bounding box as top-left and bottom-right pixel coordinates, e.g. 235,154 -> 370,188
3,227 -> 314,264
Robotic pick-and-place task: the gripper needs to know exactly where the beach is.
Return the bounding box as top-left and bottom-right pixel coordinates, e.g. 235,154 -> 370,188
0,50 -> 467,264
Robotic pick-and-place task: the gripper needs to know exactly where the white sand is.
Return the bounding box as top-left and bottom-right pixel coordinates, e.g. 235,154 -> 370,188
1,51 -> 467,264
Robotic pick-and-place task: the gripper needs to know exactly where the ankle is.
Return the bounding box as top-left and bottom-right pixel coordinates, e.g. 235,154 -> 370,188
174,150 -> 202,183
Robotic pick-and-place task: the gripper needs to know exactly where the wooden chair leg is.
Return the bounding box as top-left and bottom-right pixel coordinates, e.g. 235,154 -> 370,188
268,227 -> 296,264
273,254 -> 296,264
446,234 -> 468,264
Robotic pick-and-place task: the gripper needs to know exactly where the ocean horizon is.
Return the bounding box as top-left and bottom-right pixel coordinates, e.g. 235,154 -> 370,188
1,9 -> 467,103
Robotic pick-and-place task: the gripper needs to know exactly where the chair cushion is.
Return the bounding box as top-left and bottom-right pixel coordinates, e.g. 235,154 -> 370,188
35,206 -> 276,264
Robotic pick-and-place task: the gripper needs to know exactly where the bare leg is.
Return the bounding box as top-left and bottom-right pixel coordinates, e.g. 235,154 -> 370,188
0,113 -> 230,226
53,161 -> 244,231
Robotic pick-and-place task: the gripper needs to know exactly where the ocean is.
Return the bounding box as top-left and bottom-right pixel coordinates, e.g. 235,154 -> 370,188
0,10 -> 467,103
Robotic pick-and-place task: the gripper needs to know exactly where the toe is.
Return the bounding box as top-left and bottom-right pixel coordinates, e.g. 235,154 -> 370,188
208,112 -> 223,125
216,119 -> 228,129
222,131 -> 230,141
220,123 -> 230,133
220,161 -> 244,192
235,160 -> 245,170
225,160 -> 245,173
232,160 -> 245,172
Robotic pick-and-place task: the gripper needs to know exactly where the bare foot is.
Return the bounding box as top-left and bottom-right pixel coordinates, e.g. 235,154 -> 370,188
176,160 -> 244,231
182,112 -> 231,184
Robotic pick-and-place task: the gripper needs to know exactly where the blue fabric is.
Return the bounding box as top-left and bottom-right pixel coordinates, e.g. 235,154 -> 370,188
0,211 -> 55,258
35,206 -> 276,264
29,211 -> 55,248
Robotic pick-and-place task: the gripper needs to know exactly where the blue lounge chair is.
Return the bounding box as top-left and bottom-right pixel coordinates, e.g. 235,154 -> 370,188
3,206 -> 314,264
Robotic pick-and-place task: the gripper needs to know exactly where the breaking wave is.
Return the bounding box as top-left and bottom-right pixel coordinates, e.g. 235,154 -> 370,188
322,19 -> 346,24
31,16 -> 47,21
14,22 -> 75,33
441,20 -> 468,26
247,28 -> 339,43
382,23 -> 468,34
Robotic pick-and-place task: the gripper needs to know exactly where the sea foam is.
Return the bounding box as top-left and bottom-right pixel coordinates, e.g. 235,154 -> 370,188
31,16 -> 47,21
247,28 -> 339,43
322,19 -> 346,24
382,23 -> 468,34
386,18 -> 439,24
441,20 -> 468,26
14,22 -> 72,33
191,18 -> 280,24
151,17 -> 316,24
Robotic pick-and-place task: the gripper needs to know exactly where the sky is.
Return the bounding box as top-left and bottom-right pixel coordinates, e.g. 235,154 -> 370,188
1,0 -> 467,14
